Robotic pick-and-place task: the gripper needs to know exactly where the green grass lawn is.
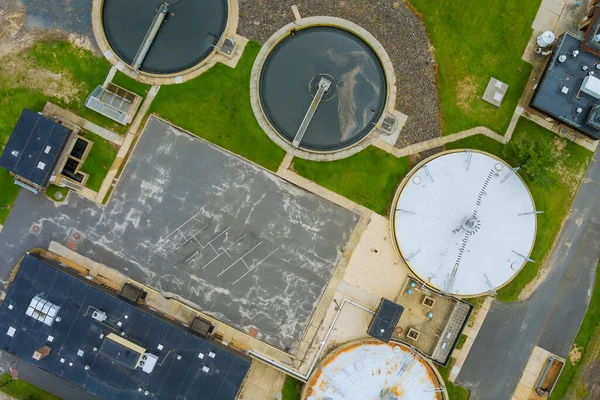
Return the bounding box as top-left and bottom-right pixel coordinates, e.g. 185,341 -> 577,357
79,131 -> 118,192
25,41 -> 128,133
292,147 -> 411,215
0,374 -> 59,400
45,185 -> 69,202
282,376 -> 303,400
550,261 -> 600,399
409,0 -> 539,135
447,119 -> 593,301
112,71 -> 151,97
148,41 -> 286,172
455,334 -> 468,351
437,359 -> 470,400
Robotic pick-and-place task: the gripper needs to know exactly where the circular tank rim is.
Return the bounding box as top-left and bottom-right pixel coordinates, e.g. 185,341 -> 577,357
101,0 -> 228,75
301,339 -> 448,400
250,16 -> 398,161
91,0 -> 240,84
388,149 -> 538,298
258,26 -> 387,152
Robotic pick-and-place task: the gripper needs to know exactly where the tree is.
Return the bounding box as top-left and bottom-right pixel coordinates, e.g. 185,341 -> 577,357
509,136 -> 558,188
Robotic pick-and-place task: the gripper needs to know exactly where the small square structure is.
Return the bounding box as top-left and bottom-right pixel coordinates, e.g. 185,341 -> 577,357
85,83 -> 142,125
367,298 -> 404,343
482,77 -> 508,107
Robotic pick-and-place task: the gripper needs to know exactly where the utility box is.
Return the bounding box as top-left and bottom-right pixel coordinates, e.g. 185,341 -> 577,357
581,75 -> 600,98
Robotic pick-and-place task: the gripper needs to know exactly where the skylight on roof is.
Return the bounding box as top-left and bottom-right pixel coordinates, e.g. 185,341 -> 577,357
25,295 -> 61,326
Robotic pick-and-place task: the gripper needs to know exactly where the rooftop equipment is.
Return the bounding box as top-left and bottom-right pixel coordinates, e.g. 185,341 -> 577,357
581,74 -> 600,98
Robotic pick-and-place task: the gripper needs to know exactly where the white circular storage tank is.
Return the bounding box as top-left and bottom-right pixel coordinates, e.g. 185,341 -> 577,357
391,150 -> 537,297
303,340 -> 446,400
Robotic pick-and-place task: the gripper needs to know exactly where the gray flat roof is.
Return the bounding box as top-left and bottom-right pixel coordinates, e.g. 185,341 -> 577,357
0,109 -> 71,187
0,116 -> 359,352
530,33 -> 600,140
0,254 -> 251,400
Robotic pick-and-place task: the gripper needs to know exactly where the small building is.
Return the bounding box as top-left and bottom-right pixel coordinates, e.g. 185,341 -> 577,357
0,253 -> 251,399
0,109 -> 99,193
530,33 -> 600,141
0,109 -> 73,193
85,83 -> 142,125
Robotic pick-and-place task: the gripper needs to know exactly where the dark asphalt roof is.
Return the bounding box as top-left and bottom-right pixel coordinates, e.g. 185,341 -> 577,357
367,298 -> 404,343
0,253 -> 251,400
0,109 -> 71,187
530,33 -> 600,140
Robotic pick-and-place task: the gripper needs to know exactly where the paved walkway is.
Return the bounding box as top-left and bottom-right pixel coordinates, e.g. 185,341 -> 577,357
94,85 -> 161,204
43,102 -> 124,145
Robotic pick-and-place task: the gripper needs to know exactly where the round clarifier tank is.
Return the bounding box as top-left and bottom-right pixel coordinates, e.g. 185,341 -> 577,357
302,340 -> 447,400
101,0 -> 228,75
258,25 -> 387,152
391,150 -> 537,297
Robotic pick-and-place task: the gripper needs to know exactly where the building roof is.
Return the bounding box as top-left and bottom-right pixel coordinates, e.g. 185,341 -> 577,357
0,109 -> 71,187
0,254 -> 251,400
391,151 -> 537,297
530,33 -> 600,140
367,298 -> 404,343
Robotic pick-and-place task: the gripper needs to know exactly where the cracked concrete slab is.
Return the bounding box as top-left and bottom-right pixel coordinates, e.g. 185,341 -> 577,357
0,116 -> 359,353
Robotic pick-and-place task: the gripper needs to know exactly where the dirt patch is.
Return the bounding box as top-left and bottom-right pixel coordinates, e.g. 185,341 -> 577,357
456,76 -> 480,112
569,344 -> 582,365
0,55 -> 83,103
0,0 -> 96,58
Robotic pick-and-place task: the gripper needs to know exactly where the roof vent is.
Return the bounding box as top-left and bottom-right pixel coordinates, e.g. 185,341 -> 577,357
36,162 -> 46,170
573,50 -> 580,57
92,310 -> 107,322
138,353 -> 159,374
10,151 -> 18,157
558,55 -> 567,62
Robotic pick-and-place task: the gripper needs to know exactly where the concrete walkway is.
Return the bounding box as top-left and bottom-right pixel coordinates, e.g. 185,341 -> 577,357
372,126 -> 507,158
43,102 -> 124,145
94,85 -> 160,204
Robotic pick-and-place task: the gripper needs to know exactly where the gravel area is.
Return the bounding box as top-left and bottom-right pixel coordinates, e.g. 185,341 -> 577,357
0,0 -> 98,58
238,0 -> 441,147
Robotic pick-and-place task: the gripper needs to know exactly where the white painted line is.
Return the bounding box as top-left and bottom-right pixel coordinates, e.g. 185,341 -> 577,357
232,247 -> 279,285
217,242 -> 264,277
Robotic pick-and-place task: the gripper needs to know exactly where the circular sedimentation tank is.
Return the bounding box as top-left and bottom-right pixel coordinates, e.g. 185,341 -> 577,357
101,0 -> 228,75
303,340 -> 446,400
391,150 -> 537,297
252,18 -> 396,159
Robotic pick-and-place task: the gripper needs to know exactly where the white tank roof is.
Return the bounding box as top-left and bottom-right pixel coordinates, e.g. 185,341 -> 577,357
391,151 -> 537,297
536,31 -> 555,47
304,340 -> 445,400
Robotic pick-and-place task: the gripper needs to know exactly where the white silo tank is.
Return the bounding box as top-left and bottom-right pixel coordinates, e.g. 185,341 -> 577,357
537,31 -> 556,48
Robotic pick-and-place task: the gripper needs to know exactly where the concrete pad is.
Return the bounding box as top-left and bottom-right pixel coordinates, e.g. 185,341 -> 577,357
540,0 -> 566,15
342,214 -> 406,300
519,370 -> 539,387
513,384 -> 532,400
532,7 -> 560,31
